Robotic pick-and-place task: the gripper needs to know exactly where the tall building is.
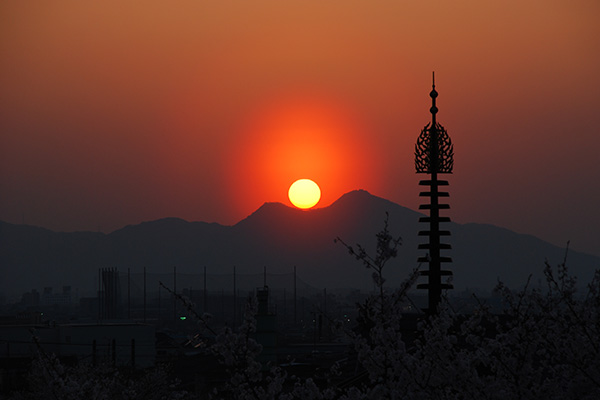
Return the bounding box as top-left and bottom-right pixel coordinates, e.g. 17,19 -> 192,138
99,268 -> 122,320
415,74 -> 454,314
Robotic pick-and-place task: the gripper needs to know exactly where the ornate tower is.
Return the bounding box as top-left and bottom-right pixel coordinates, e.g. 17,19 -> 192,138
415,73 -> 454,314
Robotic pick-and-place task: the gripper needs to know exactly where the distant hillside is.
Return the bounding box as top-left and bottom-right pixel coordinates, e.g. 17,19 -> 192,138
1,190 -> 598,297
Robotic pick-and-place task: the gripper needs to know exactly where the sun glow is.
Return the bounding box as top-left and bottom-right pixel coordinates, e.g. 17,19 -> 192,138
288,179 -> 321,209
225,92 -> 380,220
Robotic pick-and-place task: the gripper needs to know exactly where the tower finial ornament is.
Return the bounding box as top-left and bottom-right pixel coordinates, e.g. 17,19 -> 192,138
415,73 -> 453,174
430,71 -> 438,118
414,74 -> 454,314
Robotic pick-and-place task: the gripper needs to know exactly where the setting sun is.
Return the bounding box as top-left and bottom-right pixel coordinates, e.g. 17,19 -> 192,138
288,179 -> 321,209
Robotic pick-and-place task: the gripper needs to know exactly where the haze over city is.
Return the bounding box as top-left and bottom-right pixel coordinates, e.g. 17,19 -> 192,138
1,0 -> 599,259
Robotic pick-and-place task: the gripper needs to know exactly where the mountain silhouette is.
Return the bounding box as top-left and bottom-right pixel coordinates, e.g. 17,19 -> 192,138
0,190 -> 597,297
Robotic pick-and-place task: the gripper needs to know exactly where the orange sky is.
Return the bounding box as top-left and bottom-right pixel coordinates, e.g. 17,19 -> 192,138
1,1 -> 599,256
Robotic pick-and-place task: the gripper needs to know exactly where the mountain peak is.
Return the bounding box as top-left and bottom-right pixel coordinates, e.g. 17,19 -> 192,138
235,201 -> 297,228
332,189 -> 375,205
330,189 -> 414,216
237,190 -> 382,228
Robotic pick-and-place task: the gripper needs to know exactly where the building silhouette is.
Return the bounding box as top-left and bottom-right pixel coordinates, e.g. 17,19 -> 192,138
99,268 -> 122,320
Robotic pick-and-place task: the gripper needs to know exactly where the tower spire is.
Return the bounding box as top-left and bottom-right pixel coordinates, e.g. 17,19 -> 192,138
430,71 -> 438,125
414,74 -> 454,314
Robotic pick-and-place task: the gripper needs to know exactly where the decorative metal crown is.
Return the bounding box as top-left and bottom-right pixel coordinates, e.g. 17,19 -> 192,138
415,74 -> 454,174
415,122 -> 454,174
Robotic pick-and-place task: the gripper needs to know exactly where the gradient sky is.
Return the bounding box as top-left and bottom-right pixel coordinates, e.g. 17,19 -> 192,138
1,1 -> 599,257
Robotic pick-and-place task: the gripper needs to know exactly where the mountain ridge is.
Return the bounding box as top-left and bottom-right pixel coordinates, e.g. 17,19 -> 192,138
0,190 -> 597,297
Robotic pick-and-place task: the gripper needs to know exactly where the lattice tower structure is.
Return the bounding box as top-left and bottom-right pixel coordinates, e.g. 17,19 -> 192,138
414,74 -> 454,314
